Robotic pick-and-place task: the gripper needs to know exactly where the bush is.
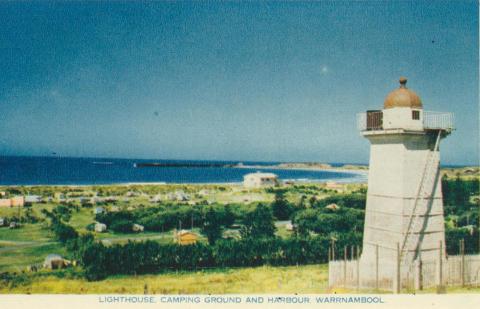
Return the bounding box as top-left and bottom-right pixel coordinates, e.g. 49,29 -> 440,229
271,190 -> 295,220
77,236 -> 340,280
110,219 -> 133,233
445,226 -> 479,254
52,222 -> 78,244
241,203 -> 276,239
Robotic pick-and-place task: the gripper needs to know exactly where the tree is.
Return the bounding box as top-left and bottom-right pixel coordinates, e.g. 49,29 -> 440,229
241,203 -> 276,239
271,190 -> 294,220
297,195 -> 307,210
222,205 -> 236,227
81,242 -> 108,281
52,222 -> 78,243
53,205 -> 72,222
201,207 -> 223,245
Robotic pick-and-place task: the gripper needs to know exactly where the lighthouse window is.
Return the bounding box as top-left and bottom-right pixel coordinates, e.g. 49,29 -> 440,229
412,110 -> 420,120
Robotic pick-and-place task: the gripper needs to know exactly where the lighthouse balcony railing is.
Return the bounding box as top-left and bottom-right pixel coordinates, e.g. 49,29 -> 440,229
357,111 -> 383,131
423,111 -> 454,131
357,111 -> 454,132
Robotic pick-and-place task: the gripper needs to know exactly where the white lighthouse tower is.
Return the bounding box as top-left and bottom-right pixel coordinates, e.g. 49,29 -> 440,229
357,77 -> 454,284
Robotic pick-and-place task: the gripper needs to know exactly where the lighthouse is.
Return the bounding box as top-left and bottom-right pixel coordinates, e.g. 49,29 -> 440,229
357,77 -> 454,284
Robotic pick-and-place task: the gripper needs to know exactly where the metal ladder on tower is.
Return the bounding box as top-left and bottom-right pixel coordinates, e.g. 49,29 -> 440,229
399,130 -> 442,265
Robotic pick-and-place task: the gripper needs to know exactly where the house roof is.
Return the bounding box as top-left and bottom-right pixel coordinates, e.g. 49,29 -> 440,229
244,172 -> 278,179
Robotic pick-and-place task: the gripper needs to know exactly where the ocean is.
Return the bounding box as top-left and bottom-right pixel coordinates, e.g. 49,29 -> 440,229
0,156 -> 368,186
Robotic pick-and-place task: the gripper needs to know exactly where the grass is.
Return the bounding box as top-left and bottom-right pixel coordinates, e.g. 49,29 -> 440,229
0,264 -> 330,294
0,242 -> 67,272
68,208 -> 94,232
1,263 -> 479,294
0,223 -> 51,242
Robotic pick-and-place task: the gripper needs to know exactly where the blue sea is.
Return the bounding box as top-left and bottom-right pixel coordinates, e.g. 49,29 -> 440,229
0,156 -> 368,186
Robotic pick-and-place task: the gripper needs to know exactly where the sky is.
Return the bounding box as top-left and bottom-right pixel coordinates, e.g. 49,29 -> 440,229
0,1 -> 478,165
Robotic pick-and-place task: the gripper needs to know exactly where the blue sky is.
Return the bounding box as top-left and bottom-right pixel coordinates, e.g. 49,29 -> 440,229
0,1 -> 478,164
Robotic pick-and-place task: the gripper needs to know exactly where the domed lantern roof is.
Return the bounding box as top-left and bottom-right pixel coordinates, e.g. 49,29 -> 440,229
384,77 -> 422,109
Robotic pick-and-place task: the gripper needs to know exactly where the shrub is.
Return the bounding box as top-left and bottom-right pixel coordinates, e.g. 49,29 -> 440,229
110,219 -> 133,233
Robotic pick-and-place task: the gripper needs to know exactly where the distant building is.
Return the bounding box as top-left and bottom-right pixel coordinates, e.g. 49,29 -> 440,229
11,196 -> 25,207
132,223 -> 144,232
150,194 -> 163,203
25,195 -> 42,203
325,203 -> 340,210
243,172 -> 279,188
109,206 -> 120,212
175,230 -> 198,245
325,181 -> 345,192
43,254 -> 69,269
54,192 -> 65,202
285,222 -> 295,231
103,196 -> 119,203
167,191 -> 190,201
0,197 -> 25,207
94,222 -> 107,233
126,191 -> 139,197
94,207 -> 105,215
223,229 -> 241,240
0,217 -> 5,226
9,222 -> 19,229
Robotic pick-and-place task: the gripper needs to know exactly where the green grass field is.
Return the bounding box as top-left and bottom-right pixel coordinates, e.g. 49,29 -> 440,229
0,264 -> 330,294
0,242 -> 67,272
0,223 -> 51,242
1,263 -> 479,294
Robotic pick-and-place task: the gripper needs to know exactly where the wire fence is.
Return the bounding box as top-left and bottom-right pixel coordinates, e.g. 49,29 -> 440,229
328,240 -> 480,293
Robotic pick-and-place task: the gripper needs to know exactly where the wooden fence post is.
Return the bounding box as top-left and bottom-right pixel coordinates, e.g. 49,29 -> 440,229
375,244 -> 379,291
461,239 -> 465,287
393,242 -> 400,294
356,245 -> 360,291
343,246 -> 347,287
331,240 -> 336,261
436,241 -> 445,293
414,256 -> 423,291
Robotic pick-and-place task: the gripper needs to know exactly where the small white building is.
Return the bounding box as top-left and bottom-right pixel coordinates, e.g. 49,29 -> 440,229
285,222 -> 295,231
94,207 -> 105,215
132,223 -> 144,232
9,222 -> 19,229
243,172 -> 279,188
25,195 -> 42,203
167,191 -> 190,201
54,192 -> 66,202
325,203 -> 340,210
0,217 -> 5,226
94,222 -> 107,233
150,194 -> 163,203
